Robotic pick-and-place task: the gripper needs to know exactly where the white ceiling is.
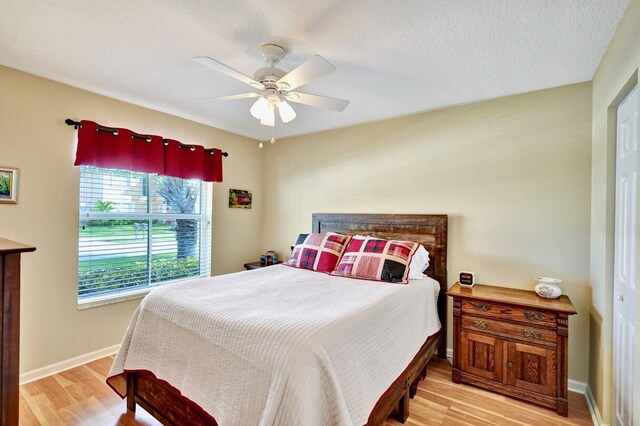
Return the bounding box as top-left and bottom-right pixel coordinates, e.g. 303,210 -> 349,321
0,0 -> 629,140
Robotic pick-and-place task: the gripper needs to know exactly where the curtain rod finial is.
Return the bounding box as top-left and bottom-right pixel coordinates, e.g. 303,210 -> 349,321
65,118 -> 81,129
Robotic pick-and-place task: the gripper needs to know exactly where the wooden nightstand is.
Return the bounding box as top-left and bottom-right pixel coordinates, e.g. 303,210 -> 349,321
447,282 -> 577,416
243,261 -> 282,270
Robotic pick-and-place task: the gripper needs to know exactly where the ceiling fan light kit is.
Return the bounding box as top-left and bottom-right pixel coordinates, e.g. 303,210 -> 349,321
259,109 -> 275,127
250,97 -> 269,120
277,101 -> 296,123
193,43 -> 350,133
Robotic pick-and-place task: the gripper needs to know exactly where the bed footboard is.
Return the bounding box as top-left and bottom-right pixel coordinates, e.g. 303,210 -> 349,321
126,370 -> 218,426
366,330 -> 441,424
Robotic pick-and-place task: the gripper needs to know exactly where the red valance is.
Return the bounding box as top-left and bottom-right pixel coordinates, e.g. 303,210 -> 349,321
73,120 -> 224,182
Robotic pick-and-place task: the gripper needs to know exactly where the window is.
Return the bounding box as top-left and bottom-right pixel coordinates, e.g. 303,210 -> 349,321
78,166 -> 212,305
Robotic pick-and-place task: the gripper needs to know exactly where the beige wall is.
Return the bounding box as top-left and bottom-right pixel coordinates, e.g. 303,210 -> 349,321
0,65 -> 263,373
261,83 -> 593,383
589,0 -> 640,422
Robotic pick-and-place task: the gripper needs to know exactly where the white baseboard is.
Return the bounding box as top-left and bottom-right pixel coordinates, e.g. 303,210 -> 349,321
446,347 -> 453,364
585,385 -> 605,426
19,344 -> 119,385
446,347 -> 601,426
569,379 -> 588,394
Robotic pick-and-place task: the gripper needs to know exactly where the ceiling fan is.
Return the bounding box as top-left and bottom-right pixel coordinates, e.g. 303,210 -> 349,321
193,44 -> 350,127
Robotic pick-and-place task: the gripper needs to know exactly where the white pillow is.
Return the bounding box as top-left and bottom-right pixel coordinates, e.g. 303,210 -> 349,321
408,245 -> 430,280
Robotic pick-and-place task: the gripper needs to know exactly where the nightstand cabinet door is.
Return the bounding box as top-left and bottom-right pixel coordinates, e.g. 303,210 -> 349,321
506,342 -> 556,396
460,331 -> 504,383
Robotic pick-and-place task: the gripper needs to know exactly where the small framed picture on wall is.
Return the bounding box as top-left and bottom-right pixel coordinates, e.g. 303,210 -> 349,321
0,167 -> 18,204
229,189 -> 252,209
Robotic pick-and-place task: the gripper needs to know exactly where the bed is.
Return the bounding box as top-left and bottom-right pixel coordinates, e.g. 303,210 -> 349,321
107,213 -> 448,425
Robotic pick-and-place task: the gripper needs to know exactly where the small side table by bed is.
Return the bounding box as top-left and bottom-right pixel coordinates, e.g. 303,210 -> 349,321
243,261 -> 282,270
447,282 -> 576,416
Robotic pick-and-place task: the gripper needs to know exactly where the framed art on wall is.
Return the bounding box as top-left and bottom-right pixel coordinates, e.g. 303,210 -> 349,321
229,189 -> 252,209
0,167 -> 18,204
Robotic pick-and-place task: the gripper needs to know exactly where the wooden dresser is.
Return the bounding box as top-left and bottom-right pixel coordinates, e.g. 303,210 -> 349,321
447,282 -> 576,416
1,238 -> 36,426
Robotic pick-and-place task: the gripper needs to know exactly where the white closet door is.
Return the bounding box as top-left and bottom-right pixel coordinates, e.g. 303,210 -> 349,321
613,86 -> 638,426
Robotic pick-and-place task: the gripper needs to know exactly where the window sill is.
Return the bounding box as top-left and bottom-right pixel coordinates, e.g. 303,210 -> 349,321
76,275 -> 209,310
77,287 -> 152,310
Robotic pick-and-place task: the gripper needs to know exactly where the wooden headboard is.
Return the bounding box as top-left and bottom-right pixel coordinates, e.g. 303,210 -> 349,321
312,213 -> 448,358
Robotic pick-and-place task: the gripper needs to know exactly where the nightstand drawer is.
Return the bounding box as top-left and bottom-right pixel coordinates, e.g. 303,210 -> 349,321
461,300 -> 556,325
461,315 -> 557,346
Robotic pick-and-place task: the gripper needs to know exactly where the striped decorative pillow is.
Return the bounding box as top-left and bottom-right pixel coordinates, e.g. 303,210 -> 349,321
284,233 -> 352,272
331,236 -> 419,283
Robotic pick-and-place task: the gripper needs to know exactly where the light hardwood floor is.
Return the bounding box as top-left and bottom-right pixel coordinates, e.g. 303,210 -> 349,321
19,356 -> 593,425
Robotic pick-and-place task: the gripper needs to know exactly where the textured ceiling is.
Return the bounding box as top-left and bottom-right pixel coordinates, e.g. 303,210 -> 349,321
0,0 -> 629,140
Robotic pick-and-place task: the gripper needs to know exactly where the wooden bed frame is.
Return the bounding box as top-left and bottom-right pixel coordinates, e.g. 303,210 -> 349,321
123,213 -> 448,425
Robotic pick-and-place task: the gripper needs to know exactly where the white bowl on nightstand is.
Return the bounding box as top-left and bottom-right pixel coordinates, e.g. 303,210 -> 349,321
534,277 -> 562,298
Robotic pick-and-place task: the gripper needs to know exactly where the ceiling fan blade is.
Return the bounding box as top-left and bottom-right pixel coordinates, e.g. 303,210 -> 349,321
286,92 -> 350,112
192,56 -> 264,90
202,92 -> 261,101
277,55 -> 336,91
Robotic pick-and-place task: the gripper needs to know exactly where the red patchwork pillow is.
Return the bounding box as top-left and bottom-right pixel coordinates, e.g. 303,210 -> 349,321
331,236 -> 419,284
284,233 -> 352,272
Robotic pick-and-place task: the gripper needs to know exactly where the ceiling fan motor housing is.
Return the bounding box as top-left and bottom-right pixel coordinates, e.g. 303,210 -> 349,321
254,67 -> 286,88
256,44 -> 290,91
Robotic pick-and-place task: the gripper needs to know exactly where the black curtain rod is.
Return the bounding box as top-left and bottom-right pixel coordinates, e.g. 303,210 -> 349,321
65,119 -> 229,157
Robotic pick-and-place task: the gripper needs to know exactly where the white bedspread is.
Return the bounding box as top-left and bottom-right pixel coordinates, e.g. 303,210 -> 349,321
108,265 -> 441,426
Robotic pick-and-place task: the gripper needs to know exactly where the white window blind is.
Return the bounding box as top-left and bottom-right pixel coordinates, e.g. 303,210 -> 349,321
78,166 -> 212,301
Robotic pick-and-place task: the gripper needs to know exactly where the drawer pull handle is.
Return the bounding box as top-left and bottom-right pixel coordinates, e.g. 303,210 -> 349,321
507,361 -> 514,369
473,320 -> 488,329
523,330 -> 542,340
524,312 -> 543,320
473,303 -> 490,311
